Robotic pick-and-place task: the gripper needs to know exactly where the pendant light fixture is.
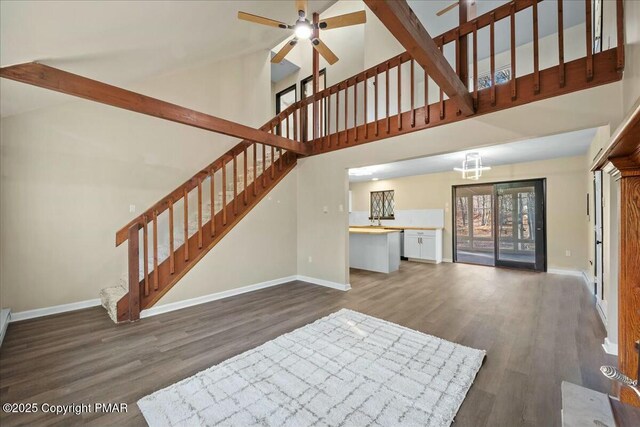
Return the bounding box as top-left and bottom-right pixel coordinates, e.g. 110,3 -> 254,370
453,152 -> 491,180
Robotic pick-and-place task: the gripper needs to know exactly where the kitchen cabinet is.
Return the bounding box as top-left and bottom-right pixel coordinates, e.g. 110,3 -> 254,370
404,234 -> 421,259
403,229 -> 442,263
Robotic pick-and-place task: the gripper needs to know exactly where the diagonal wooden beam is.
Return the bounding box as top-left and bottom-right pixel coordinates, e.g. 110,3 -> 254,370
0,62 -> 309,155
364,0 -> 475,116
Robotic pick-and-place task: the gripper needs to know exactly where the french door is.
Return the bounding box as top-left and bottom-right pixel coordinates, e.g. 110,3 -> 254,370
454,179 -> 546,271
494,180 -> 546,270
454,185 -> 495,266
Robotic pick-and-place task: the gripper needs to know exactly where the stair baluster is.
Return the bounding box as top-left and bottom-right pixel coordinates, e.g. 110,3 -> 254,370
153,210 -> 159,291
222,158 -> 227,226
183,188 -> 189,261
169,200 -> 175,274
243,147 -> 248,205
233,156 -> 238,215
210,168 -> 216,238
197,179 -> 203,249
143,215 -> 149,296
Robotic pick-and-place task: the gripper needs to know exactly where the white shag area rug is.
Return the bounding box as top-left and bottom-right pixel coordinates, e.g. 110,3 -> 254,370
138,309 -> 485,427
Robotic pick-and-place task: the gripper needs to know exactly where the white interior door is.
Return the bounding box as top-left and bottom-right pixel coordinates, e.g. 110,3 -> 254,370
594,171 -> 605,319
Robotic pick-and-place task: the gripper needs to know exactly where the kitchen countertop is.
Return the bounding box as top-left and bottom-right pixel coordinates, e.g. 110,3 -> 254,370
349,227 -> 402,235
351,226 -> 443,231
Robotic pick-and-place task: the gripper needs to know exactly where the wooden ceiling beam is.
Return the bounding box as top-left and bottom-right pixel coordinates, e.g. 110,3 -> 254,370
0,62 -> 309,155
364,0 -> 475,116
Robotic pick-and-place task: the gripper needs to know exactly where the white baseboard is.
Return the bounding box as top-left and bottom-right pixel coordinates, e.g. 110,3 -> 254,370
10,298 -> 101,322
442,258 -> 453,263
0,308 -> 11,347
602,337 -> 618,356
547,268 -> 585,277
141,275 -> 298,318
141,274 -> 350,318
6,274 -> 351,323
295,275 -> 351,291
596,302 -> 608,329
548,269 -> 595,295
581,271 -> 593,291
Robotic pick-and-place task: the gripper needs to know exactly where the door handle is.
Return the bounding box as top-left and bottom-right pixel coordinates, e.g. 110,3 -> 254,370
596,240 -> 602,245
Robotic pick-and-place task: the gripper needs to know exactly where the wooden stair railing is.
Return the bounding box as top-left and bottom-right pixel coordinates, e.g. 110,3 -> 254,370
116,114 -> 306,322
271,0 -> 625,155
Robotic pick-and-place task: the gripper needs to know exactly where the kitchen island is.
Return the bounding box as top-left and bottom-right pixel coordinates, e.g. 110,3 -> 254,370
349,227 -> 401,273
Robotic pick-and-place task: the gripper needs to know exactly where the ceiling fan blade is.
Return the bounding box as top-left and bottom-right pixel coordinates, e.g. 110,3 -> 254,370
312,38 -> 339,65
272,39 -> 298,63
436,2 -> 459,17
296,0 -> 308,18
237,11 -> 289,29
319,10 -> 367,30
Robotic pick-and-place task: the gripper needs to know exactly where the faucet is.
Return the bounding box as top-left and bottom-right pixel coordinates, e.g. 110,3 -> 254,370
372,211 -> 382,226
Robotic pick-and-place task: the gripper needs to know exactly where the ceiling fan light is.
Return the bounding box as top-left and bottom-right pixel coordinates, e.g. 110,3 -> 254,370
294,21 -> 312,39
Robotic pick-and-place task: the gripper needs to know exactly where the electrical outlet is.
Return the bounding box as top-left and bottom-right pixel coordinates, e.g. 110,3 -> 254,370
129,205 -> 136,213
565,250 -> 571,257
308,256 -> 313,263
338,204 -> 344,212
323,206 -> 328,213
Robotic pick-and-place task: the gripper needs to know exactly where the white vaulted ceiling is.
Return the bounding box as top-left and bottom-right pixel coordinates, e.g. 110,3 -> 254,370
0,0 -> 334,117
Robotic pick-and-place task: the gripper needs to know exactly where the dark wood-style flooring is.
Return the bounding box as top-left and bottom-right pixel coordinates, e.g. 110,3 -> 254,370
0,262 -> 617,426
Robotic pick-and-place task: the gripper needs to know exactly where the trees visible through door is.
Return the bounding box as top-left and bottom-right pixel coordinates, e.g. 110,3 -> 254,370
454,186 -> 494,265
454,180 -> 545,271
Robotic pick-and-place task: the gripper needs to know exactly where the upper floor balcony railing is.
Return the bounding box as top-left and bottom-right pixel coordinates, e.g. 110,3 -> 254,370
267,0 -> 625,155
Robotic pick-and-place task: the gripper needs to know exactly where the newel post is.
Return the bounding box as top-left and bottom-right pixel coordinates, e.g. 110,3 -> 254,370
128,224 -> 141,321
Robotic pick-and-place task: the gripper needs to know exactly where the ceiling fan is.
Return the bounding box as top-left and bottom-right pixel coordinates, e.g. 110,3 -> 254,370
436,0 -> 476,17
238,0 -> 366,65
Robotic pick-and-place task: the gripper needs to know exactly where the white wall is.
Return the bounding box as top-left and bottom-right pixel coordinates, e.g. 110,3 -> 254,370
0,50 -> 299,312
622,0 -> 640,115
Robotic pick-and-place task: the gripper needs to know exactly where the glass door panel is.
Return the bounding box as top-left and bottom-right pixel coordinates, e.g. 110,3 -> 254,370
495,180 -> 545,271
454,185 -> 495,266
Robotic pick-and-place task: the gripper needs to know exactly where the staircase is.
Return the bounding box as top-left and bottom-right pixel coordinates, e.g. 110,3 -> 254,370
102,131 -> 300,323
